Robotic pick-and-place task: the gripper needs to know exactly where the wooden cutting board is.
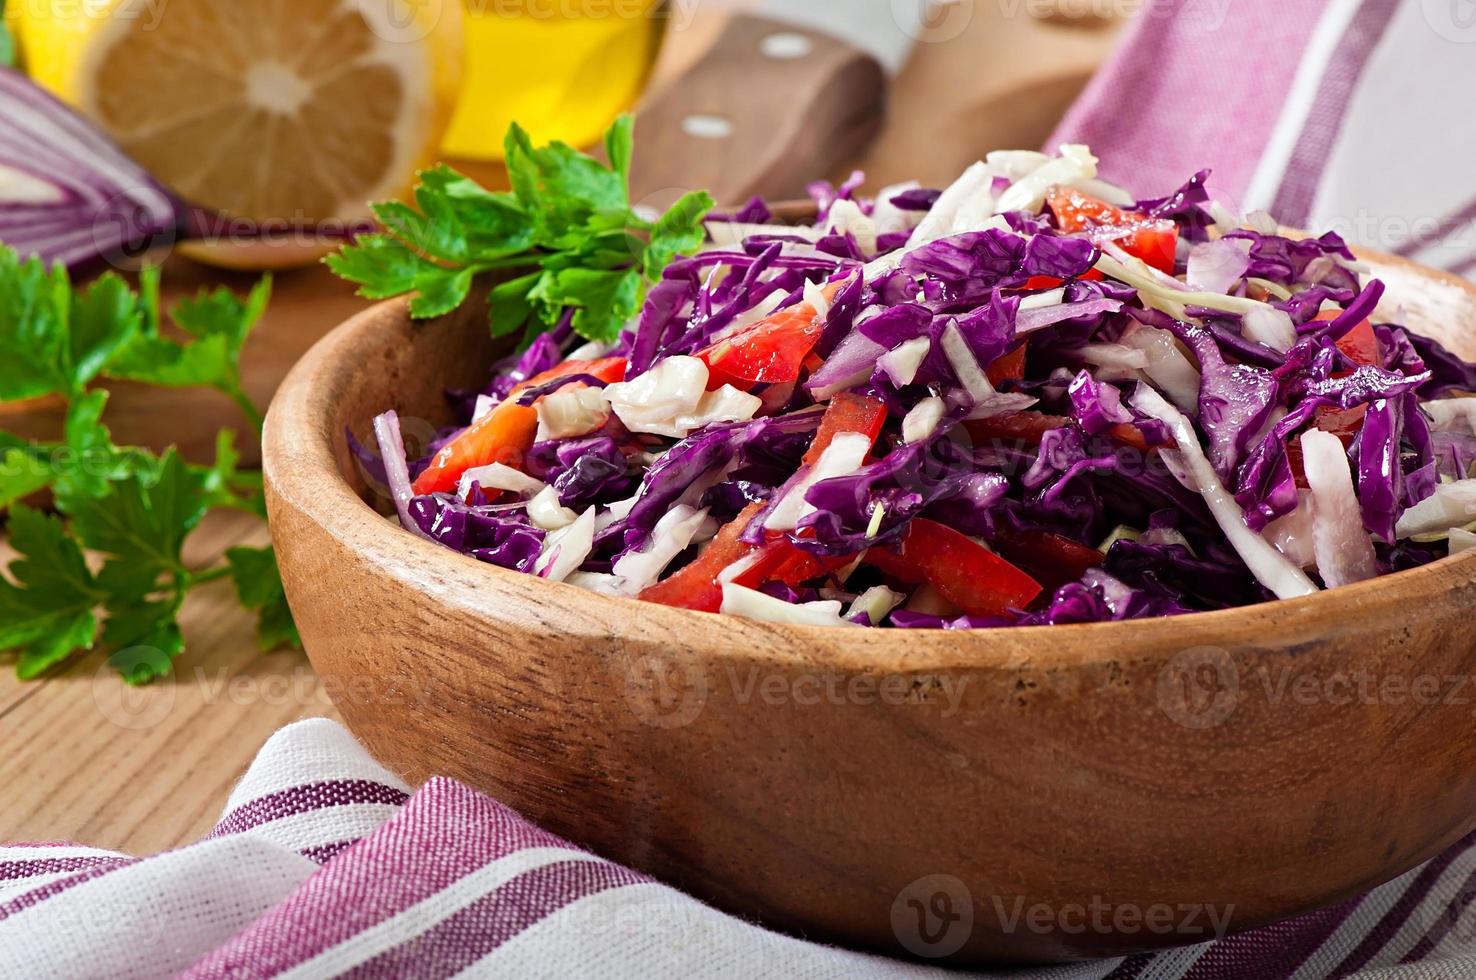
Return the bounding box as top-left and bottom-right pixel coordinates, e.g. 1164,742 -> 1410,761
0,4 -> 1123,856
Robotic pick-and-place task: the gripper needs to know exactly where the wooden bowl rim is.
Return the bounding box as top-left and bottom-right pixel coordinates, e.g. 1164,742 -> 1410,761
264,243 -> 1476,672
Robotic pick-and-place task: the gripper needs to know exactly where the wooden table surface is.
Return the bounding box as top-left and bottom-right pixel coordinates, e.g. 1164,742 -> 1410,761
0,5 -> 1123,855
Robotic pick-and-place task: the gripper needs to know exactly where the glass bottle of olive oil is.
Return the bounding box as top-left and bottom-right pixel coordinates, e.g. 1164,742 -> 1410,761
443,0 -> 665,160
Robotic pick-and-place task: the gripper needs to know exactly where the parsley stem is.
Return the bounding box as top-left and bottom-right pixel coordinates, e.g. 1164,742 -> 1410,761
220,381 -> 265,433
186,565 -> 232,587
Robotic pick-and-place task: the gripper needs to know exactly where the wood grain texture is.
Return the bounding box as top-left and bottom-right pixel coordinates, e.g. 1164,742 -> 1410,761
0,511 -> 338,855
263,245 -> 1476,964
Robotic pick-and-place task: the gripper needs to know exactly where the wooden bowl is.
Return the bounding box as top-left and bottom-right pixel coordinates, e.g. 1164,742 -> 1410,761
263,250 -> 1476,965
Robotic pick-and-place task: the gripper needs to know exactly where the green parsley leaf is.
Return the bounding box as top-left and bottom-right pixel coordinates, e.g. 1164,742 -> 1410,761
64,449 -> 207,575
330,116 -> 712,347
226,545 -> 301,651
645,190 -> 716,281
0,505 -> 102,679
0,0 -> 14,70
0,436 -> 55,510
0,250 -> 72,400
534,267 -> 644,343
70,273 -> 142,389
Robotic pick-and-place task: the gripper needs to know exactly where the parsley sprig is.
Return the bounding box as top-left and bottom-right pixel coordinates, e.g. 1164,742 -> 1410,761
328,116 -> 714,344
0,247 -> 299,683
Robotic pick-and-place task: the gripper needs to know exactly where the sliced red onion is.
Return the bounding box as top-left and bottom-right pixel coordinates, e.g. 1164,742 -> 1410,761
0,67 -> 185,269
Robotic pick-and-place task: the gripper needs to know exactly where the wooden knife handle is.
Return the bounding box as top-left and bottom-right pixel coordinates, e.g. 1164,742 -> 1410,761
629,14 -> 888,209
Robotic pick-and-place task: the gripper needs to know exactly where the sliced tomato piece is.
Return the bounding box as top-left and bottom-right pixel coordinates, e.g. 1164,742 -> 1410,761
804,392 -> 888,466
1046,186 -> 1179,274
411,356 -> 627,496
695,280 -> 844,391
985,344 -> 1027,386
989,526 -> 1104,593
1286,403 -> 1370,488
964,412 -> 1070,447
867,519 -> 1042,618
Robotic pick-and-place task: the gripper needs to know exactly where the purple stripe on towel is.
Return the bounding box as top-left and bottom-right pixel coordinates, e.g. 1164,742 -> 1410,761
1048,2 -> 1324,205
1179,898 -> 1361,980
181,778 -> 586,979
0,860 -> 139,923
206,780 -> 410,839
0,856 -> 131,882
1269,0 -> 1402,228
1326,836 -> 1476,977
1400,862 -> 1476,963
341,860 -> 647,979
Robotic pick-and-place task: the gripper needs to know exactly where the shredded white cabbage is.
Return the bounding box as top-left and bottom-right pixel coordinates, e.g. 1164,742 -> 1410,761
765,431 -> 873,531
907,161 -> 992,247
611,505 -> 710,594
1186,238 -> 1252,294
1121,325 -> 1201,413
720,583 -> 860,627
535,386 -> 611,441
1422,398 -> 1476,436
824,199 -> 878,256
1395,480 -> 1476,538
605,355 -> 709,436
878,336 -> 931,387
1451,528 -> 1476,554
1300,430 -> 1378,587
1264,492 -> 1317,569
471,394 -> 498,423
1131,385 -> 1319,599
528,486 -> 578,531
902,396 -> 946,443
1242,306 -> 1297,352
847,585 -> 904,625
993,144 -> 1099,215
870,180 -> 923,241
457,462 -> 546,502
535,507 -> 596,582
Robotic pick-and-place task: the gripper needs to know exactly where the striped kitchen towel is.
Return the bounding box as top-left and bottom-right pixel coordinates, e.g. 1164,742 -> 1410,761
2,718 -> 1475,979
1050,0 -> 1476,276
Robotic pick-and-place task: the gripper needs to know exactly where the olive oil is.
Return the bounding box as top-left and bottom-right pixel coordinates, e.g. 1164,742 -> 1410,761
442,0 -> 664,160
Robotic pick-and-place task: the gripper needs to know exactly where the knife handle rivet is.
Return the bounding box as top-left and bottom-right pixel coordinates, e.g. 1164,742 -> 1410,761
759,31 -> 814,60
681,114 -> 734,140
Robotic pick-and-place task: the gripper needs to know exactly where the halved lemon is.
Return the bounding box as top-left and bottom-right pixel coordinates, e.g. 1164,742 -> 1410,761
17,0 -> 464,268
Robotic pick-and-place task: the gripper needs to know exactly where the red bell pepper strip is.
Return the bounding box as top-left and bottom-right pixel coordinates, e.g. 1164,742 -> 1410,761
866,518 -> 1043,618
639,394 -> 885,612
964,412 -> 1071,447
985,344 -> 1027,386
695,280 -> 844,391
804,392 -> 888,465
638,502 -> 766,613
989,526 -> 1104,593
1046,186 -> 1179,274
1021,269 -> 1105,291
411,356 -> 627,496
